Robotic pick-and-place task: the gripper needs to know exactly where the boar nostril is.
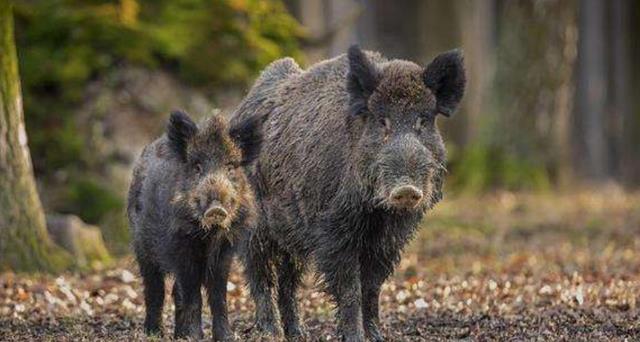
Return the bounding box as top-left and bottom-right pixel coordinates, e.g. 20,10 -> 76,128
389,185 -> 423,208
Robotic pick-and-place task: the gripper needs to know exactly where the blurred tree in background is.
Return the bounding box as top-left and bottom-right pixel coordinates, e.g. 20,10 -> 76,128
13,0 -> 302,254
453,0 -> 577,191
288,0 -> 639,192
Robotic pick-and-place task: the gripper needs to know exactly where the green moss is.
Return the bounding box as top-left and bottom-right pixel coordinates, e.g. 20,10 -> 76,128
66,179 -> 122,224
0,0 -> 74,273
74,229 -> 114,271
1,226 -> 73,273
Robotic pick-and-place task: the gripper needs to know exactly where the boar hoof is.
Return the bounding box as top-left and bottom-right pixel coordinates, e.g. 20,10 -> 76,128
339,331 -> 366,342
255,321 -> 284,340
365,323 -> 384,342
214,331 -> 238,342
143,325 -> 162,337
285,325 -> 308,341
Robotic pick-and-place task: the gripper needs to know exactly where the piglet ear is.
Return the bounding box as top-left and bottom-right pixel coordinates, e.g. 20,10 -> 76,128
228,114 -> 266,166
423,49 -> 466,117
167,110 -> 198,162
347,45 -> 380,116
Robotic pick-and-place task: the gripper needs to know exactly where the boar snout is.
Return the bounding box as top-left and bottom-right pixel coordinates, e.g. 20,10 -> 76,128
389,185 -> 423,209
202,201 -> 229,229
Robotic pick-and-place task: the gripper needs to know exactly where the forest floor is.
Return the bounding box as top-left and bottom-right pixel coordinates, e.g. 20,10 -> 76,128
2,187 -> 640,341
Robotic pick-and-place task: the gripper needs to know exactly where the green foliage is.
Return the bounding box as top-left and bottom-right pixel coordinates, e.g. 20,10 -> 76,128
12,0 -> 302,254
15,0 -> 301,171
446,96 -> 551,193
15,0 -> 154,170
450,145 -> 550,193
142,0 -> 302,87
65,179 -> 122,225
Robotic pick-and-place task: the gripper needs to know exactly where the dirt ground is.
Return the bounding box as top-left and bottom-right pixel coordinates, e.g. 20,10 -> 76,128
2,188 -> 640,341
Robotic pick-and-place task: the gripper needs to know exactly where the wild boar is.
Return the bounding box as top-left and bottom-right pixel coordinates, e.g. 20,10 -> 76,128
233,45 -> 465,341
127,110 -> 264,340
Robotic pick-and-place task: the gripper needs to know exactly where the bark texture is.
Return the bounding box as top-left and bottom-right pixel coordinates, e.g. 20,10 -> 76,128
0,0 -> 71,272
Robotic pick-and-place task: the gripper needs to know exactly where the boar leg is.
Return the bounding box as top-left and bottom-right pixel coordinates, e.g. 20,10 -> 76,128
319,247 -> 365,342
277,252 -> 307,339
140,262 -> 165,336
360,257 -> 393,342
173,266 -> 204,339
206,241 -> 235,341
244,232 -> 284,337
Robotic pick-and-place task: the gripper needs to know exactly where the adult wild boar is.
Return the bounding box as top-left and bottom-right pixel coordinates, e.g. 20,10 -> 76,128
127,110 -> 264,340
233,46 -> 465,341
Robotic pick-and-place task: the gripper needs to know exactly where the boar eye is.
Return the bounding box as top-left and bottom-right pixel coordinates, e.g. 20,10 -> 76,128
415,117 -> 424,131
416,115 -> 434,131
194,163 -> 203,174
379,117 -> 391,130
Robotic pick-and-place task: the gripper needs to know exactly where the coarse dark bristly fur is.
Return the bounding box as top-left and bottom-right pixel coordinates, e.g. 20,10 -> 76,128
127,110 -> 264,341
231,45 -> 465,341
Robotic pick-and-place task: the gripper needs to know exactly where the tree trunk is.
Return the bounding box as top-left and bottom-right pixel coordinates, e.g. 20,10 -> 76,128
295,0 -> 329,63
611,0 -> 638,186
457,0 -> 495,146
0,0 -> 71,272
574,0 -> 609,182
625,0 -> 640,186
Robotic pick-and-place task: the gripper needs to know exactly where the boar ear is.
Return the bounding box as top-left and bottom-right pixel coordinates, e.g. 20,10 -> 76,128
347,45 -> 380,116
167,110 -> 198,162
229,114 -> 266,166
423,49 -> 466,117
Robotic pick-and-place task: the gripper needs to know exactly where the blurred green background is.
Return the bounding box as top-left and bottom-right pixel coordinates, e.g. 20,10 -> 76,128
11,0 -> 640,257
13,0 -> 302,254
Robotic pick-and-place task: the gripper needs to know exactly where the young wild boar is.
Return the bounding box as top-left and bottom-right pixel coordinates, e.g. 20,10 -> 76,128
127,110 -> 264,340
231,46 -> 465,341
